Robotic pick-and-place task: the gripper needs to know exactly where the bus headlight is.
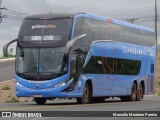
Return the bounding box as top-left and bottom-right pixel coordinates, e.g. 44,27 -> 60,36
16,82 -> 26,88
55,79 -> 71,88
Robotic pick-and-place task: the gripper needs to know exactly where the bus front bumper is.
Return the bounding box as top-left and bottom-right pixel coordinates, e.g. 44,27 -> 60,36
16,85 -> 83,98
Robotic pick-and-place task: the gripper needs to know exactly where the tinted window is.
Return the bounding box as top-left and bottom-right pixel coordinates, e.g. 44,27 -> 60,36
132,29 -> 141,45
74,17 -> 155,47
18,18 -> 72,45
111,24 -> 123,41
150,64 -> 154,73
16,46 -> 67,80
83,56 -> 141,75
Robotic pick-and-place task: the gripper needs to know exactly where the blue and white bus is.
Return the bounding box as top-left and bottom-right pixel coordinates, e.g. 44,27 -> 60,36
3,13 -> 156,104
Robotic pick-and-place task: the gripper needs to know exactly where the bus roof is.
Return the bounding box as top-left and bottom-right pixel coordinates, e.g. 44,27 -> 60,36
79,13 -> 154,32
25,13 -> 154,32
25,13 -> 76,19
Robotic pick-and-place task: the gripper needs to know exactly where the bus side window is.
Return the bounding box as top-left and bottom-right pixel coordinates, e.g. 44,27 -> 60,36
76,54 -> 85,75
71,54 -> 77,75
150,63 -> 154,73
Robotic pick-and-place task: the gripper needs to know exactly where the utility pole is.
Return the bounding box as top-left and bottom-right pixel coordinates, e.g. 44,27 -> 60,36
126,18 -> 138,24
155,0 -> 158,45
0,0 -> 6,23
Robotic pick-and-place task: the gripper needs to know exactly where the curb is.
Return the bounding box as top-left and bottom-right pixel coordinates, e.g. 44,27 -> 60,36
0,58 -> 15,63
0,79 -> 15,84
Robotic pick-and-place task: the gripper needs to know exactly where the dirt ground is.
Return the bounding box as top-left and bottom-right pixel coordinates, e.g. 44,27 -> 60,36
155,51 -> 160,95
0,51 -> 160,103
0,80 -> 31,103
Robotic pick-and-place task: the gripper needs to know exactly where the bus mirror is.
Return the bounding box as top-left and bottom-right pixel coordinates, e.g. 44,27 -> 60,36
97,61 -> 103,65
3,39 -> 18,57
65,34 -> 87,55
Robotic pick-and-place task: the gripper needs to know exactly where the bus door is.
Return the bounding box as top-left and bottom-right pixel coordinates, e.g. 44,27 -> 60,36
147,63 -> 155,94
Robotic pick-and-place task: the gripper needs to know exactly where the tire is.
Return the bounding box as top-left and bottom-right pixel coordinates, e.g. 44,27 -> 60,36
136,84 -> 143,101
76,83 -> 91,104
34,98 -> 47,105
129,83 -> 137,101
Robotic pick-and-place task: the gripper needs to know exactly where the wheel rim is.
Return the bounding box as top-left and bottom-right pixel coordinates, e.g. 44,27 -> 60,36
84,88 -> 88,99
83,86 -> 89,103
138,85 -> 143,98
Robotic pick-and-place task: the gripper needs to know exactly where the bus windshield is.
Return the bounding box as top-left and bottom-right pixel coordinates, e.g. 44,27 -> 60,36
16,46 -> 68,80
18,18 -> 72,43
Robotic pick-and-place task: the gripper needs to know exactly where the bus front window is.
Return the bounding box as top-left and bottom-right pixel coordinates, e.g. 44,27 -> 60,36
16,47 -> 67,80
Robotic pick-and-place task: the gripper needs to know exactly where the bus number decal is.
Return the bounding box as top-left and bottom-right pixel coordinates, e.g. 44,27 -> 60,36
31,36 -> 42,40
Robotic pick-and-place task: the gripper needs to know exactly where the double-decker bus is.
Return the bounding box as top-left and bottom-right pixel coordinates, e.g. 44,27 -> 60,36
3,13 -> 156,105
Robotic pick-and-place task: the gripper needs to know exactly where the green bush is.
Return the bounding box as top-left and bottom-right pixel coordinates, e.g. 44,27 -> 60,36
8,48 -> 15,57
7,96 -> 19,103
1,85 -> 11,90
0,48 -> 15,59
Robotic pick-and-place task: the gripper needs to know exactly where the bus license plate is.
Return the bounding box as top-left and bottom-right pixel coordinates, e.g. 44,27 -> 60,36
33,95 -> 42,97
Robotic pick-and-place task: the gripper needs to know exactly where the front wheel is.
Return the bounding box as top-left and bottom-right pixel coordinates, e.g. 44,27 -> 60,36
76,83 -> 91,104
34,98 -> 47,105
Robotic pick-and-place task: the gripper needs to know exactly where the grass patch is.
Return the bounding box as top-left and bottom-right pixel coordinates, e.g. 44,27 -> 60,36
0,48 -> 15,59
1,85 -> 11,90
7,96 -> 19,103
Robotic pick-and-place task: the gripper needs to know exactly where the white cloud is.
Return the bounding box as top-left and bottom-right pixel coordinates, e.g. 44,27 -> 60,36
0,0 -> 160,43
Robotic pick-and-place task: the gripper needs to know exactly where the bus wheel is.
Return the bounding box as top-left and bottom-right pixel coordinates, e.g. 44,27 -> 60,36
34,98 -> 46,105
136,84 -> 143,101
76,83 -> 90,104
129,83 -> 137,101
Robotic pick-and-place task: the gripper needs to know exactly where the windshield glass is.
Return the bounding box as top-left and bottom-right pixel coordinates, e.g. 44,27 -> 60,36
18,18 -> 72,44
16,47 -> 67,80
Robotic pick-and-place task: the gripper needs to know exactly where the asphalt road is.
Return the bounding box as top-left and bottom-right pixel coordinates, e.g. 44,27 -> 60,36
0,60 -> 15,82
0,96 -> 160,120
0,96 -> 160,111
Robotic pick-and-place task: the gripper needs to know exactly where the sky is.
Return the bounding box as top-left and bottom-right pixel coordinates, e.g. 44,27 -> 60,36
0,0 -> 160,55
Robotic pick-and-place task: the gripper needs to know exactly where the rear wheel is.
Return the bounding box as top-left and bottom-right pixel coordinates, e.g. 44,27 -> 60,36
76,83 -> 91,104
34,98 -> 46,105
136,84 -> 143,101
129,83 -> 137,101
